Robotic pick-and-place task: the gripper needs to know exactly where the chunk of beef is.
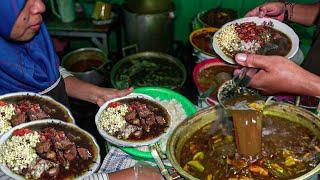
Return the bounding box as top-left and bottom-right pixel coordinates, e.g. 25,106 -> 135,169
140,118 -> 150,132
47,167 -> 60,177
132,130 -> 143,138
54,131 -> 66,140
123,124 -> 140,139
125,110 -> 137,122
42,105 -> 54,115
63,144 -> 77,161
40,127 -> 57,139
155,116 -> 166,125
11,113 -> 26,126
77,148 -> 91,160
27,110 -> 50,121
145,114 -> 156,127
130,119 -> 141,126
29,159 -> 58,179
57,151 -> 70,169
54,139 -> 73,150
146,105 -> 158,112
36,141 -> 52,154
16,100 -> 32,113
66,133 -> 81,142
46,151 -> 56,161
137,109 -> 152,118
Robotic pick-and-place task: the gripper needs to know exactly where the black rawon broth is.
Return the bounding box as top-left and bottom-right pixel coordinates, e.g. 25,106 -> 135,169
180,116 -> 320,179
3,96 -> 70,122
117,98 -> 169,141
228,22 -> 292,58
257,28 -> 292,56
25,123 -> 97,179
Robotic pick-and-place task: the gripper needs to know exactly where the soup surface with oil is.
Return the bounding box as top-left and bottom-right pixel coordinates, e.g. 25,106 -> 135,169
180,116 -> 320,179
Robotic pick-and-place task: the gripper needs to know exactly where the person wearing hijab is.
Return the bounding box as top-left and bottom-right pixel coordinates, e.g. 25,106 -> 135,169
233,2 -> 320,96
0,0 -> 132,107
0,1 -> 163,179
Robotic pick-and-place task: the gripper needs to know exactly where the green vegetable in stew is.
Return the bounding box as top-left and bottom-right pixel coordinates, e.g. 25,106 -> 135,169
114,58 -> 184,89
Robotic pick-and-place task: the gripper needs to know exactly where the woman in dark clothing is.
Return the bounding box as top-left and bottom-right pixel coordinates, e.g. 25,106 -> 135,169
0,0 -> 132,106
235,2 -> 320,96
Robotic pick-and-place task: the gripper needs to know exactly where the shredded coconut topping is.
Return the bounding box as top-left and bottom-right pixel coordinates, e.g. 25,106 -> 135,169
98,104 -> 129,135
0,132 -> 40,174
0,104 -> 15,134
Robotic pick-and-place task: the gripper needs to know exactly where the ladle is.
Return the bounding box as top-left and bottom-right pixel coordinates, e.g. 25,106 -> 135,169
233,67 -> 258,88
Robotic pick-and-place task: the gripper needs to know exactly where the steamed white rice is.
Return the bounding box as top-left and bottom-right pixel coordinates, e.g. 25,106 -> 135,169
136,98 -> 187,152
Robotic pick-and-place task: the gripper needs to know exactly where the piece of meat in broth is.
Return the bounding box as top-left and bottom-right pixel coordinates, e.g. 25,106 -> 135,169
63,144 -> 77,161
155,116 -> 166,125
11,112 -> 26,126
123,124 -> 140,139
77,148 -> 92,160
145,114 -> 156,127
36,141 -> 52,154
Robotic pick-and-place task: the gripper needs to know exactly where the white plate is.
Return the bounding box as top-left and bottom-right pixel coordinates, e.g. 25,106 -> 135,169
95,93 -> 172,147
0,119 -> 101,180
0,92 -> 75,136
212,17 -> 300,64
291,48 -> 304,65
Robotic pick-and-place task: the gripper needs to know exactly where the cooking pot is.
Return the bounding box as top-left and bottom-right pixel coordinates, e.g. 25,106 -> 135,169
123,4 -> 175,53
61,48 -> 108,86
166,104 -> 320,179
126,0 -> 174,14
110,51 -> 187,90
189,27 -> 219,62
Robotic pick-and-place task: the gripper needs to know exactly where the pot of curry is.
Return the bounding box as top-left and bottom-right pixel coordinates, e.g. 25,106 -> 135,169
167,103 -> 320,179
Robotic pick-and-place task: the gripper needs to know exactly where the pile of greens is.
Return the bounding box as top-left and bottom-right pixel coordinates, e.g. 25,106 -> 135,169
115,58 -> 184,89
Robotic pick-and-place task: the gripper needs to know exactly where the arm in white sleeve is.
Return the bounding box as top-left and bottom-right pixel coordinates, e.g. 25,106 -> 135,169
59,66 -> 74,79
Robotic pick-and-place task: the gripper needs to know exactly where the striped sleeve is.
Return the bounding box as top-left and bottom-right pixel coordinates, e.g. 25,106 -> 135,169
83,173 -> 109,180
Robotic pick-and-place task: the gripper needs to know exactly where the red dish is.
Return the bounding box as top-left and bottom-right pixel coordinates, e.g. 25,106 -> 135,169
193,58 -> 238,101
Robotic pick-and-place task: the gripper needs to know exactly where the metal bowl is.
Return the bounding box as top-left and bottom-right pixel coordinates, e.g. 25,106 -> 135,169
166,104 -> 320,180
217,80 -> 265,108
110,51 -> 187,90
126,0 -> 174,14
61,48 -> 108,86
189,27 -> 219,61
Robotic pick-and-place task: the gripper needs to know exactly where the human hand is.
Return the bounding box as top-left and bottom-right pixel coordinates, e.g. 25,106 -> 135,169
93,87 -> 133,106
234,53 -> 313,95
245,2 -> 286,21
134,161 -> 163,180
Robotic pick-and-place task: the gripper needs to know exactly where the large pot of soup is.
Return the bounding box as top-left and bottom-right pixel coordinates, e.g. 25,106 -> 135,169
167,103 -> 320,179
110,51 -> 186,90
61,48 -> 108,86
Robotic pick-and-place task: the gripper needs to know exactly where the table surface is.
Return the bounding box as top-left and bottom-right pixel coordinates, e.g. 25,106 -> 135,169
46,13 -> 114,33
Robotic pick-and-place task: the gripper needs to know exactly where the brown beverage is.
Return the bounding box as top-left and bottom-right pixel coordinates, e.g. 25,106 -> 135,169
230,109 -> 262,157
